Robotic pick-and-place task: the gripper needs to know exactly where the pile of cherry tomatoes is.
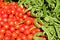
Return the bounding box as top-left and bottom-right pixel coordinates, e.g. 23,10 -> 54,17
0,2 -> 43,40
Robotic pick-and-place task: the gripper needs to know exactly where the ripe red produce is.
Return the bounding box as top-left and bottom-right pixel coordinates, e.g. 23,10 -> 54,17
0,34 -> 4,39
0,0 -> 3,2
33,28 -> 41,32
31,30 -> 36,35
9,26 -> 15,32
19,27 -> 25,32
23,25 -> 29,30
15,30 -> 20,35
5,30 -> 12,37
15,25 -> 20,29
18,13 -> 23,18
23,15 -> 28,20
0,28 -> 6,34
10,37 -> 15,40
12,32 -> 17,38
16,37 -> 22,40
27,34 -> 33,40
3,24 -> 10,29
23,29 -> 31,35
24,20 -> 32,25
27,11 -> 31,16
0,20 -> 4,25
21,34 -> 27,40
19,33 -> 23,37
3,18 -> 8,22
19,18 -> 23,22
0,2 -> 46,40
4,36 -> 11,40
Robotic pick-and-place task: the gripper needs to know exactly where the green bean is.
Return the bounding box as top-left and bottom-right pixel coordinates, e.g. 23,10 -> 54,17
33,32 -> 45,40
34,19 -> 44,28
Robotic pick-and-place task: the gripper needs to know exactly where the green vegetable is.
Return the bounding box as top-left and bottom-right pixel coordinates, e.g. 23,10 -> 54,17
34,19 -> 44,28
33,32 -> 45,40
3,0 -> 60,40
18,0 -> 60,40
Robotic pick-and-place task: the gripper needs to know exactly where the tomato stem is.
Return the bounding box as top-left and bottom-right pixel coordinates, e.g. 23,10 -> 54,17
18,20 -> 26,25
30,26 -> 36,31
15,20 -> 26,26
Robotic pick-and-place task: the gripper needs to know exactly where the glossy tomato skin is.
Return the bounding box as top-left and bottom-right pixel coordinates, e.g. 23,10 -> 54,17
23,25 -> 29,30
18,13 -> 23,18
23,15 -> 28,20
12,32 -> 18,38
16,37 -> 22,40
0,0 -> 3,2
0,34 -> 4,39
27,11 -> 31,17
4,36 -> 11,40
27,34 -> 33,40
3,24 -> 10,30
23,29 -> 31,35
21,34 -> 27,40
10,37 -> 15,40
0,28 -> 6,34
24,20 -> 32,25
5,30 -> 12,37
19,26 -> 25,33
15,30 -> 20,35
9,26 -> 15,32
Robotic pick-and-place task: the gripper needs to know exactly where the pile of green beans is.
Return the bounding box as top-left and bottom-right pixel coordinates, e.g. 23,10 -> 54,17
18,0 -> 60,40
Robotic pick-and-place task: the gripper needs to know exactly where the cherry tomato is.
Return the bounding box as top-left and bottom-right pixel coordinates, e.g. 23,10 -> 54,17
0,34 -> 4,39
27,34 -> 33,40
24,20 -> 32,25
23,29 -> 30,35
19,27 -> 25,33
21,34 -> 27,40
27,11 -> 31,16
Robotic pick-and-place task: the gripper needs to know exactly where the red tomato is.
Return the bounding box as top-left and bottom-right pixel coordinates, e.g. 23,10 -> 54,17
31,30 -> 36,35
15,25 -> 20,29
18,13 -> 23,18
27,11 -> 31,16
0,34 -> 4,39
0,0 -> 3,2
21,34 -> 27,40
24,20 -> 32,25
12,32 -> 17,38
0,28 -> 6,34
23,25 -> 29,30
5,30 -> 12,37
9,26 -> 15,32
23,15 -> 28,20
3,24 -> 10,30
16,37 -> 22,40
4,36 -> 11,40
23,29 -> 30,35
19,27 -> 25,32
15,30 -> 20,35
27,34 -> 33,40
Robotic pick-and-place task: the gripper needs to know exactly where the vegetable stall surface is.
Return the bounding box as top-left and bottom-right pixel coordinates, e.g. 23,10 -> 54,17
0,0 -> 47,40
